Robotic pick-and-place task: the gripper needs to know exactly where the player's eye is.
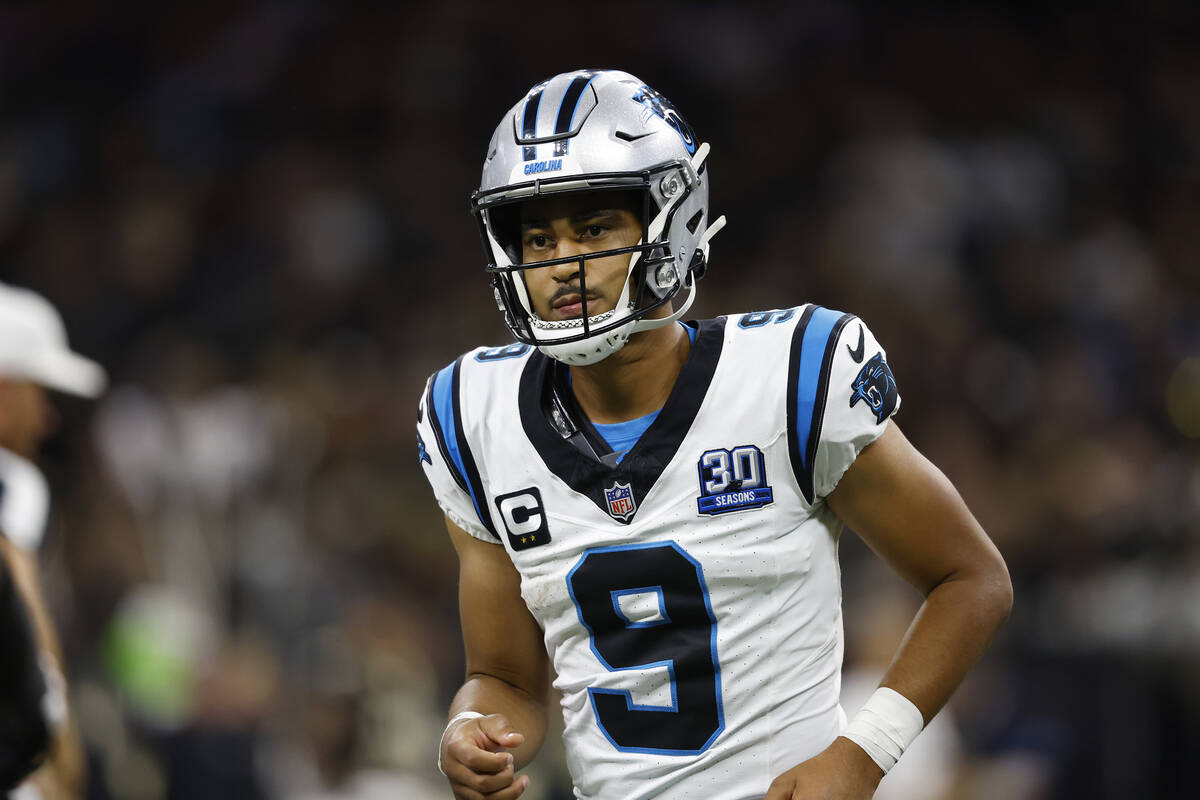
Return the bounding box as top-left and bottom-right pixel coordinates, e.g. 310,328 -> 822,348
525,233 -> 552,250
582,224 -> 608,238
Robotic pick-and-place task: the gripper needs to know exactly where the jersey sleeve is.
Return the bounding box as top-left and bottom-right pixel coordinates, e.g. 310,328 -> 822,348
786,308 -> 901,503
416,361 -> 501,544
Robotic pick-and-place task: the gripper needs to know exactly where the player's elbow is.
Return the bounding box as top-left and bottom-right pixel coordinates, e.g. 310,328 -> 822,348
977,550 -> 1014,630
940,544 -> 1013,631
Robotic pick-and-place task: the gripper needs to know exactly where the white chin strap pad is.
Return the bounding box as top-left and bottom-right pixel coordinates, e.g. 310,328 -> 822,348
538,326 -> 632,366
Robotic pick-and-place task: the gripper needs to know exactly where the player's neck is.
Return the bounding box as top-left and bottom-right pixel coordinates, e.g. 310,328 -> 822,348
567,322 -> 689,424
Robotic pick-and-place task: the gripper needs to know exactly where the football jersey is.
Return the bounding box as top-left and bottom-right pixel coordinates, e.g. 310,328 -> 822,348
418,305 -> 900,800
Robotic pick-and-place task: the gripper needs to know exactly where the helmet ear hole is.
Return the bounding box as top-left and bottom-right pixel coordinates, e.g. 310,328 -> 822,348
686,209 -> 704,235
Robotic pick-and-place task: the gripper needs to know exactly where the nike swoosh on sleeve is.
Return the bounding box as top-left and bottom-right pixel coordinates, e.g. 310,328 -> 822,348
847,323 -> 865,363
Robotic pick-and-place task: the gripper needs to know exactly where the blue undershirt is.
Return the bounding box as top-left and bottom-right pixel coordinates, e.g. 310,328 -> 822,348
593,411 -> 661,463
585,323 -> 696,463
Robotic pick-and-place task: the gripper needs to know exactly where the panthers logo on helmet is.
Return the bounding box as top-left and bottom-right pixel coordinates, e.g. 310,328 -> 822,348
631,85 -> 697,154
849,353 -> 898,424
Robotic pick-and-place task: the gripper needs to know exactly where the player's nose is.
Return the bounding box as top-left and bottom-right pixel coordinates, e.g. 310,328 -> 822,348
548,243 -> 585,279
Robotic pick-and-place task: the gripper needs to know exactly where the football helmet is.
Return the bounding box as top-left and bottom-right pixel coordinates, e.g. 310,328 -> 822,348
470,69 -> 726,365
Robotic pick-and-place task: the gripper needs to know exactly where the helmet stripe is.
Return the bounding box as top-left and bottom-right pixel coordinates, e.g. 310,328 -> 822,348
552,71 -> 599,156
521,86 -> 545,161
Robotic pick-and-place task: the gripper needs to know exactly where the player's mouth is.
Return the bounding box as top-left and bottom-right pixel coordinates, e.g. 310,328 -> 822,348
551,291 -> 601,320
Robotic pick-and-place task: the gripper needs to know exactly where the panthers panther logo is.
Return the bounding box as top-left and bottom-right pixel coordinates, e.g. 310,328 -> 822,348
849,352 -> 898,424
631,85 -> 697,154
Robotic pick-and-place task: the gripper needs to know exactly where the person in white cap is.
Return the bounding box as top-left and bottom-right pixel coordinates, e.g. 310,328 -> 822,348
0,282 -> 105,800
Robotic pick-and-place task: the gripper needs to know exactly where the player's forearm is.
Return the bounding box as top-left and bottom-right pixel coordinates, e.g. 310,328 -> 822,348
451,672 -> 550,768
876,565 -> 1012,722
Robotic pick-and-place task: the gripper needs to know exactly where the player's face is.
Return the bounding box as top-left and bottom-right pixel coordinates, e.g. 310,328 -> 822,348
0,380 -> 56,460
519,193 -> 642,321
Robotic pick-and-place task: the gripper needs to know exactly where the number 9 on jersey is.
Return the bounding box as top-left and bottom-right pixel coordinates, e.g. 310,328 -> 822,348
566,541 -> 725,755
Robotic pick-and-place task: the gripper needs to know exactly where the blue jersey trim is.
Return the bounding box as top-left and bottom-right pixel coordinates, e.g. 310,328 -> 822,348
425,372 -> 466,494
428,359 -> 497,538
786,306 -> 854,504
793,308 -> 842,470
430,364 -> 466,484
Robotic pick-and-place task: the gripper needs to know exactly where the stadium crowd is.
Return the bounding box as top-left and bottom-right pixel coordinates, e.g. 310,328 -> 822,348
0,2 -> 1197,798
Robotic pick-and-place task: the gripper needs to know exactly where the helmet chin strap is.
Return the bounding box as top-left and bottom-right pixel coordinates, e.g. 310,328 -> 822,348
629,279 -> 697,334
698,215 -> 727,261
631,212 -> 725,334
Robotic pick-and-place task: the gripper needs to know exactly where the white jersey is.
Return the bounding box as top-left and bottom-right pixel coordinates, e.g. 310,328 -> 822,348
0,446 -> 49,552
418,306 -> 901,800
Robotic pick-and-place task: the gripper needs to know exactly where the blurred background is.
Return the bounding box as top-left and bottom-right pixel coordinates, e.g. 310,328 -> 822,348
1,1 -> 1198,798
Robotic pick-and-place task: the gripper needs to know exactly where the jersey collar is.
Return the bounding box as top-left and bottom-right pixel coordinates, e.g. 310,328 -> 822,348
518,318 -> 726,524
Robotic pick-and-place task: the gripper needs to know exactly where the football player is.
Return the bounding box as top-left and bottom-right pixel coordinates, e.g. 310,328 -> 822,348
0,282 -> 105,799
418,70 -> 1012,800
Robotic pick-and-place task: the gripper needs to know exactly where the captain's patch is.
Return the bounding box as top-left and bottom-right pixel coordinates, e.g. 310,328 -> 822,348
495,487 -> 552,550
696,445 -> 774,515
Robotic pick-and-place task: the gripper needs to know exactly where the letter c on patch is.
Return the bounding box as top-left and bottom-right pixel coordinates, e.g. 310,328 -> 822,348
499,493 -> 542,535
494,487 -> 552,550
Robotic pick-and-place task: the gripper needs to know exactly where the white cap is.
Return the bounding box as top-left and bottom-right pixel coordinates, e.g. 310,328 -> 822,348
0,282 -> 107,398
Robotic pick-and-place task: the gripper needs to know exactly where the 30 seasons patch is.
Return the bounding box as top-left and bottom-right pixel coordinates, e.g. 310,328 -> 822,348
696,445 -> 774,515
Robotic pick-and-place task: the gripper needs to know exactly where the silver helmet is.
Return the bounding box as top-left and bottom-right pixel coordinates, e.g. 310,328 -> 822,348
470,69 -> 726,366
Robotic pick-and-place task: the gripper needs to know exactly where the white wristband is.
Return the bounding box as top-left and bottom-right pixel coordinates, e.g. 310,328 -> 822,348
842,687 -> 925,774
437,711 -> 486,776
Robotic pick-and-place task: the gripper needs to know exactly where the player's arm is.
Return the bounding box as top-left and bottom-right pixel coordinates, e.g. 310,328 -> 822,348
441,515 -> 551,800
828,421 -> 1013,725
765,422 -> 1011,800
0,534 -> 86,800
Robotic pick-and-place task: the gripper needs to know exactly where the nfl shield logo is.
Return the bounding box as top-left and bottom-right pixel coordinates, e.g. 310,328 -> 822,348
604,481 -> 637,522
